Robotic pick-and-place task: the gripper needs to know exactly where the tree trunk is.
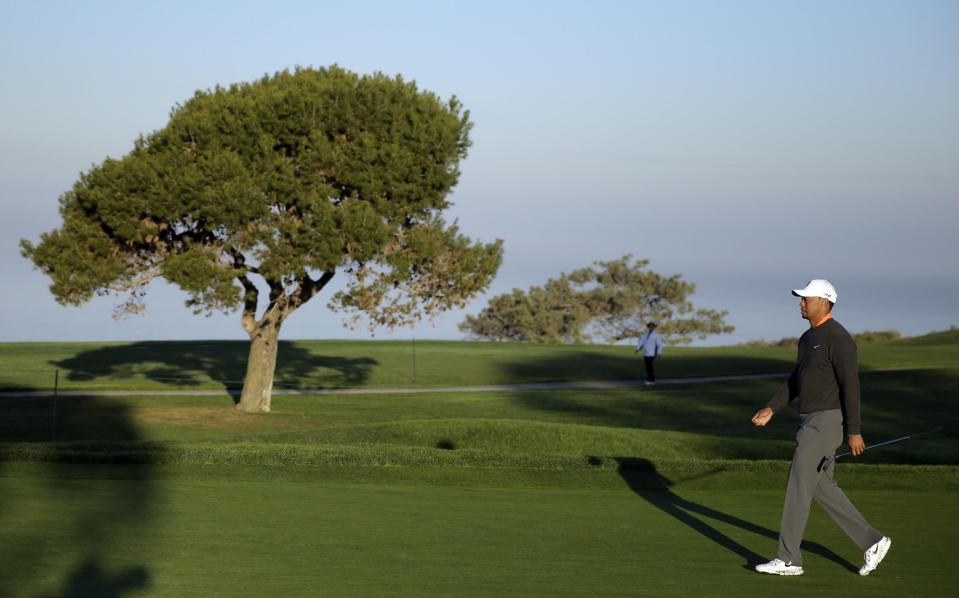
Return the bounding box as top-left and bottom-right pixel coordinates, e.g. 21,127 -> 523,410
236,321 -> 281,413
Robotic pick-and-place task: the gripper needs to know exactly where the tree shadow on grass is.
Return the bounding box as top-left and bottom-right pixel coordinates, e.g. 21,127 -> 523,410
503,351 -> 793,436
504,350 -> 793,385
0,396 -> 156,597
610,457 -> 858,573
507,352 -> 959,464
47,340 -> 378,394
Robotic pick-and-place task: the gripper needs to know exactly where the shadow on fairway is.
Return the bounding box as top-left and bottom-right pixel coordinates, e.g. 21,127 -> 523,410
611,457 -> 858,573
504,352 -> 792,436
505,353 -> 792,444
508,354 -> 958,464
45,560 -> 150,598
49,340 -> 377,393
0,397 -> 156,596
504,351 -> 792,384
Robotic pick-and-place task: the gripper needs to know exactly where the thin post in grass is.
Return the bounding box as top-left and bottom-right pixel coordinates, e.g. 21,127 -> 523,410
411,337 -> 417,383
51,368 -> 59,442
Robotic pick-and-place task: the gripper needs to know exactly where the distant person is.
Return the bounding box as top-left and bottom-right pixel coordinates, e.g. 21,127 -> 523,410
635,322 -> 664,385
751,279 -> 891,577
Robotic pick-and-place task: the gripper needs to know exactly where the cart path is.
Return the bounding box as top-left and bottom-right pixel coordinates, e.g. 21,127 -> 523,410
0,367 -> 934,398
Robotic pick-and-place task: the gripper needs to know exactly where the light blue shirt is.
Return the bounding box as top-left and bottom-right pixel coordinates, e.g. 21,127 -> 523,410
636,331 -> 665,357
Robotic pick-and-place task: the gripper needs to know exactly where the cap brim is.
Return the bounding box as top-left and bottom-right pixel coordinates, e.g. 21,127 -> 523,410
791,289 -> 812,297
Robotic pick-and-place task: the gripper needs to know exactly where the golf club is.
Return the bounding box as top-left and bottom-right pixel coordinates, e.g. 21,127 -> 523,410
816,427 -> 943,472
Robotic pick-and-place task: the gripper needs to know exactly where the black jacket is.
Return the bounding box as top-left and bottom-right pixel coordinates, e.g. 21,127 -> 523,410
767,318 -> 862,435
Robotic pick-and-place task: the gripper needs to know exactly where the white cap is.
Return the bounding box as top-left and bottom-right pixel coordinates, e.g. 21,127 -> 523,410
792,279 -> 838,303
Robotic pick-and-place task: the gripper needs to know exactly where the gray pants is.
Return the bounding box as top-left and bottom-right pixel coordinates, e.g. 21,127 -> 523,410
777,409 -> 883,566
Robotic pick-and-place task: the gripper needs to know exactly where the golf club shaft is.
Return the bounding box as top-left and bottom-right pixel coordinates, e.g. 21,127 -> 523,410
834,436 -> 908,460
833,427 -> 943,461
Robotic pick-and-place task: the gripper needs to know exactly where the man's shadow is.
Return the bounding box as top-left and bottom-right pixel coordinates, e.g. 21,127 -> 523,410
611,457 -> 858,573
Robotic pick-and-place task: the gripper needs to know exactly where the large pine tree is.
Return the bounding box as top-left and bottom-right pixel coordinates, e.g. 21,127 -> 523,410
23,66 -> 502,412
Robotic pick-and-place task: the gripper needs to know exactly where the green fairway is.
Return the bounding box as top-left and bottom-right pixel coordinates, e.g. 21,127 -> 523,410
1,332 -> 957,596
2,330 -> 957,392
1,463 -> 957,597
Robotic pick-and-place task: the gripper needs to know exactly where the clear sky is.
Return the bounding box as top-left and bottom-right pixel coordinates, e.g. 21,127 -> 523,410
2,0 -> 957,345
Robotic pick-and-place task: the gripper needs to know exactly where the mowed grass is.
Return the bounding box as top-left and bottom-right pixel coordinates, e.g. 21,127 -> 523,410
2,329 -> 958,391
1,332 -> 957,596
1,464 -> 957,598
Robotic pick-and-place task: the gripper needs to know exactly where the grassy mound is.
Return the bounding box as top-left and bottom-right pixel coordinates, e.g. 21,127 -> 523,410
2,368 -> 956,466
891,328 -> 959,346
240,418 -> 789,461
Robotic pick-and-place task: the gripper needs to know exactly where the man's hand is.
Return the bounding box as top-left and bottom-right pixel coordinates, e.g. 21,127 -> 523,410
752,407 -> 774,427
848,434 -> 865,456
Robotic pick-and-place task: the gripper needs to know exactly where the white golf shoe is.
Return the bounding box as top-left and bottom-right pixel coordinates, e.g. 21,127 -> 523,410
859,536 -> 892,576
755,558 -> 804,576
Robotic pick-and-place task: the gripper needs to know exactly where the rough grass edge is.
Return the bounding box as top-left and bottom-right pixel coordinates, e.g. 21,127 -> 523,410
1,441 -> 957,483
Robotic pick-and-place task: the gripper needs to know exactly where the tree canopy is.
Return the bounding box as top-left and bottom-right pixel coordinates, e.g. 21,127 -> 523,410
460,256 -> 732,344
22,66 -> 502,411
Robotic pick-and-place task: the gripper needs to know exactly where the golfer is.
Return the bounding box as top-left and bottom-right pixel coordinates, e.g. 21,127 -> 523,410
751,279 -> 891,576
635,322 -> 664,385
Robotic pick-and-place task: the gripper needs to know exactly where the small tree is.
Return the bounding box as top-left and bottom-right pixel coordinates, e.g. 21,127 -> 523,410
461,255 -> 732,344
22,66 -> 502,412
458,279 -> 593,344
